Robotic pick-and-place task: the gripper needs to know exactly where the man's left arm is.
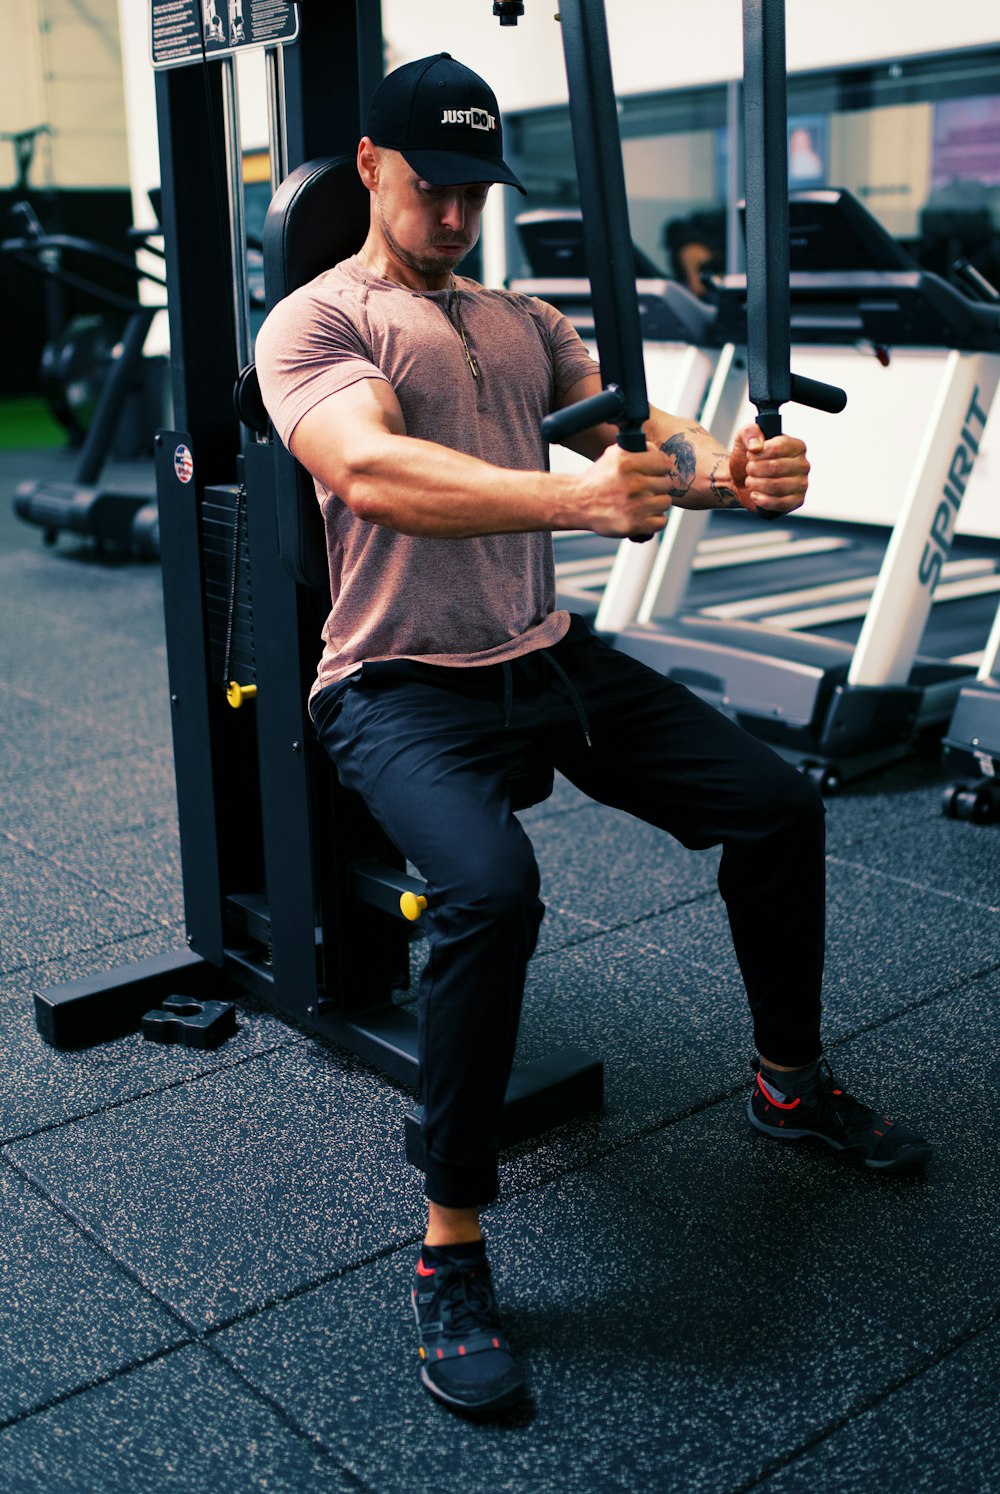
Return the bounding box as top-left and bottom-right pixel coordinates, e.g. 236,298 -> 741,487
557,373 -> 810,518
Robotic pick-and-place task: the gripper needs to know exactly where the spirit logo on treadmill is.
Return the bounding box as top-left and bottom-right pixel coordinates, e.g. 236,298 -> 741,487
918,388 -> 990,589
440,107 -> 497,133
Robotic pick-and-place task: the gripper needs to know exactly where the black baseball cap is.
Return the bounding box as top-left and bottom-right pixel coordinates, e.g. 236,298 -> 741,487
366,53 -> 527,195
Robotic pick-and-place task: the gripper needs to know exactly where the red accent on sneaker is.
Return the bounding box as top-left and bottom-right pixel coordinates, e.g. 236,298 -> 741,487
756,1073 -> 802,1110
436,1348 -> 444,1359
459,1345 -> 466,1356
416,1259 -> 436,1277
493,1337 -> 500,1348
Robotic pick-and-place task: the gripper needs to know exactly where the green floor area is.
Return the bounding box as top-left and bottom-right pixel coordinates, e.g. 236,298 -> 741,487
0,398 -> 68,452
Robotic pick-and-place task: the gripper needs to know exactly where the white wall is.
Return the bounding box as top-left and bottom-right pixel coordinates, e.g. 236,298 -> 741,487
5,1 -> 998,193
0,0 -> 128,189
380,1 -> 1000,108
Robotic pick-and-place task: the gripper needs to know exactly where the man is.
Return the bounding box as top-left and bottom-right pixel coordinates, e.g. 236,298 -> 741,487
256,53 -> 931,1419
664,210 -> 725,298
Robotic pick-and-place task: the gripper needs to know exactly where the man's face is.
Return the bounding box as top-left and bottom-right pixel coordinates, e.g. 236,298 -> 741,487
371,147 -> 491,278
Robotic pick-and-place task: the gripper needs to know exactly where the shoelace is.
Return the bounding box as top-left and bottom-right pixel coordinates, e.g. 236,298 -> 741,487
425,1263 -> 500,1337
812,1060 -> 879,1138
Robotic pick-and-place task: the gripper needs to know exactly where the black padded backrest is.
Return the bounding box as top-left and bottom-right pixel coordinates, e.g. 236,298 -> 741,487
262,156 -> 370,588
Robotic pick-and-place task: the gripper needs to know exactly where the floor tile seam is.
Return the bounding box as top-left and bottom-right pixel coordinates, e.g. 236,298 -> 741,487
498,979 -> 977,1208
825,854 -> 1000,915
0,1278 -> 382,1488
735,1308 -> 1000,1493
2,922 -> 186,979
0,1150 -> 205,1336
0,1144 -> 418,1459
0,1033 -> 302,1148
0,602 -> 162,644
823,958 -> 1000,1043
818,1289 -> 1000,1392
198,1232 -> 424,1341
0,1341 -> 195,1438
0,823 -> 180,868
0,928 -> 187,997
533,886 -> 720,956
0,726 -> 171,764
0,681 -> 168,745
497,1076 -> 756,1208
193,1334 -> 380,1493
0,834 -> 182,922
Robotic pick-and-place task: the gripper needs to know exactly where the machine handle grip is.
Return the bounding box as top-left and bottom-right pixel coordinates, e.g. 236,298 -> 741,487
543,389 -> 654,542
755,372 -> 848,442
541,384 -> 627,444
789,371 -> 847,415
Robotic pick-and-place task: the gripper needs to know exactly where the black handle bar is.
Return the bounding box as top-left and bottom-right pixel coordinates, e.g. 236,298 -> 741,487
743,0 -> 847,438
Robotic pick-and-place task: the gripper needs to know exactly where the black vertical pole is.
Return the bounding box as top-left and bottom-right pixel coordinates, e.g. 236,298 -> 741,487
282,1 -> 382,173
742,0 -> 790,437
556,0 -> 649,447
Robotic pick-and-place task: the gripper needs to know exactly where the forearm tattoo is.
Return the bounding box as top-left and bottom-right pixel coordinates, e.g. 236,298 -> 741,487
659,430 -> 697,497
709,454 -> 741,509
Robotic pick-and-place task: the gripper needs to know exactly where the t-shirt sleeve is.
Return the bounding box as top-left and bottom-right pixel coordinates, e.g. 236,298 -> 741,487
254,282 -> 390,449
527,296 -> 600,407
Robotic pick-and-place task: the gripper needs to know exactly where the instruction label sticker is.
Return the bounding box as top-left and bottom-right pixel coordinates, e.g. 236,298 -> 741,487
151,0 -> 298,70
174,444 -> 194,484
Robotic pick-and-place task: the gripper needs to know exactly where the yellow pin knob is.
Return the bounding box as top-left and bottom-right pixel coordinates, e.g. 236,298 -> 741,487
226,681 -> 258,708
399,891 -> 428,922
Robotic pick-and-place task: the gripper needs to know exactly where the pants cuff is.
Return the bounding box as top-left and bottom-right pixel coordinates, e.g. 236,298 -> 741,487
424,1152 -> 499,1210
753,1019 -> 823,1069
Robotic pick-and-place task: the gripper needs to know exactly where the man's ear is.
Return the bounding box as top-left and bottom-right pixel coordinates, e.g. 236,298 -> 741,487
357,137 -> 380,192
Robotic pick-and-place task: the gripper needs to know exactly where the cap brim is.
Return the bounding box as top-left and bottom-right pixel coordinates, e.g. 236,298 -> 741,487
402,148 -> 527,195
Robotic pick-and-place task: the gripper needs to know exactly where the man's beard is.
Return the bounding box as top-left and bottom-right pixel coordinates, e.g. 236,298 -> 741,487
377,200 -> 471,278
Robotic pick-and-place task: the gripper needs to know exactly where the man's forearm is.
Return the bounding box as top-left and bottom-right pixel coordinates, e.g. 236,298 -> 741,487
337,430 -> 584,537
643,410 -> 741,510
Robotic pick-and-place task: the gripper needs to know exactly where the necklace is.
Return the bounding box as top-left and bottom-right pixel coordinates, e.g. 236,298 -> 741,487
450,282 -> 480,382
359,248 -> 479,381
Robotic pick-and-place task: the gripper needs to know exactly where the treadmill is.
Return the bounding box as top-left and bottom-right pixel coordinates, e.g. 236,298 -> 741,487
611,188 -> 1000,791
941,598 -> 1000,823
510,208 -> 732,621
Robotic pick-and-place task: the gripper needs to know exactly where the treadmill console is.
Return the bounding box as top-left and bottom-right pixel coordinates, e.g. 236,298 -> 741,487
715,187 -> 1000,351
510,209 -> 716,345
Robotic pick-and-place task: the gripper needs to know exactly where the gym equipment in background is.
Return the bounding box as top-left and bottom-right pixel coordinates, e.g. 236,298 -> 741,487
3,201 -> 167,554
610,186 -> 1000,792
941,598 -> 1000,823
509,207 -> 732,620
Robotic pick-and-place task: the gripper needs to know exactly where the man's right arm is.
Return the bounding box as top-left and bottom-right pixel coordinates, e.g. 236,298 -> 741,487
289,376 -> 674,541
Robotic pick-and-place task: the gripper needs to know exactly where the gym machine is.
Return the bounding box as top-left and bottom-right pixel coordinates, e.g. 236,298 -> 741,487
30,0 -> 635,1160
30,0 -> 825,1162
508,208 -> 732,618
608,182 -> 1000,792
3,202 -> 167,555
941,596 -> 1000,824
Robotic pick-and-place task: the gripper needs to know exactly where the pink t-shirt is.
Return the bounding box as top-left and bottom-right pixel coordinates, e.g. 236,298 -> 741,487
254,255 -> 598,693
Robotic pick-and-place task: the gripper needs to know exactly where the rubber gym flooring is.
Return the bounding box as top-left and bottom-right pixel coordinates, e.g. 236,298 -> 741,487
1,442 -> 998,1493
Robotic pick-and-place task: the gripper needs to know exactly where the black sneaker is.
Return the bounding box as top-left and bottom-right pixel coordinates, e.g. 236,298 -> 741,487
748,1058 -> 932,1171
412,1249 -> 529,1416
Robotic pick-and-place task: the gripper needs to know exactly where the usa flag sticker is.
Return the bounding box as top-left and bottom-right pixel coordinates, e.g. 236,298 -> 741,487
174,444 -> 194,484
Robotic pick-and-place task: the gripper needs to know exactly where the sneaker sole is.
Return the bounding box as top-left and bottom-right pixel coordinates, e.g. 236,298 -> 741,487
747,1098 -> 932,1171
420,1364 -> 529,1416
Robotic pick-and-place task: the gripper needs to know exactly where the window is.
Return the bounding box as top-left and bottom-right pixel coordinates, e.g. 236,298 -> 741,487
505,45 -> 1000,292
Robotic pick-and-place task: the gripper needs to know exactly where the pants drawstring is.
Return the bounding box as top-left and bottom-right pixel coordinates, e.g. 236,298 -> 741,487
500,650 -> 592,748
542,651 -> 592,747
